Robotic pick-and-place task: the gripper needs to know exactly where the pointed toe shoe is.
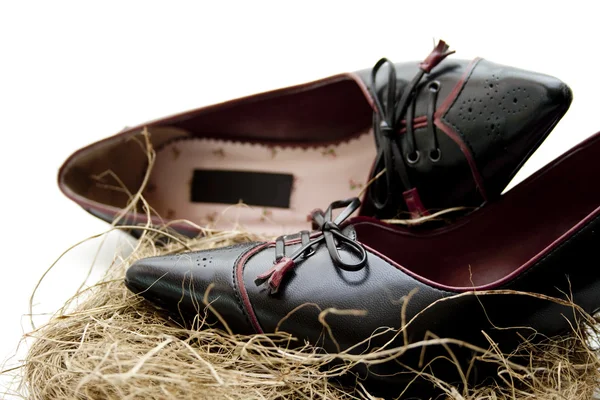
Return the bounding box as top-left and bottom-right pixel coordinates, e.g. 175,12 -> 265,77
127,130 -> 600,379
60,41 -> 571,236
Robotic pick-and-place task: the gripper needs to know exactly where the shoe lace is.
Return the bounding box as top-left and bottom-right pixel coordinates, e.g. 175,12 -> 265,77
368,40 -> 455,216
255,198 -> 367,294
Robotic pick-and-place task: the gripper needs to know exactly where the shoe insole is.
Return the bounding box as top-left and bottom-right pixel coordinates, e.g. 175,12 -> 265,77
144,130 -> 376,235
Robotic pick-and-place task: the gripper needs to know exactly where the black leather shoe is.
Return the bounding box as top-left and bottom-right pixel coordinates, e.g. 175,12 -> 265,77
361,41 -> 572,219
126,130 -> 600,386
58,41 -> 571,235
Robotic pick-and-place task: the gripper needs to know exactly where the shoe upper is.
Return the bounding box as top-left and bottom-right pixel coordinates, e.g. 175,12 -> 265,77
126,207 -> 600,356
126,131 -> 600,361
58,41 -> 572,235
355,45 -> 572,219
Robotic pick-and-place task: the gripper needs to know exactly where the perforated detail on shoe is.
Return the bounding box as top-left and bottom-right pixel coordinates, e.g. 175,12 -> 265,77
453,73 -> 532,149
443,60 -> 561,166
196,254 -> 214,268
440,59 -> 569,197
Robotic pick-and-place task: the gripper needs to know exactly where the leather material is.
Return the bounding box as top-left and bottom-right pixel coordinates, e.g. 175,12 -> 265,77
441,59 -> 572,200
125,130 -> 600,387
355,58 -> 572,218
59,54 -> 571,236
126,216 -> 600,352
125,242 -> 260,334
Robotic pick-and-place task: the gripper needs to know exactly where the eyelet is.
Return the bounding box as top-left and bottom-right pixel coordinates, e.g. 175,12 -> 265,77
406,150 -> 420,164
429,148 -> 442,162
428,81 -> 441,93
303,248 -> 316,258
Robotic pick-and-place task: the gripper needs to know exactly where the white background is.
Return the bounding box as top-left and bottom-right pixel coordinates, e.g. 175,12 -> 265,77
0,1 -> 599,397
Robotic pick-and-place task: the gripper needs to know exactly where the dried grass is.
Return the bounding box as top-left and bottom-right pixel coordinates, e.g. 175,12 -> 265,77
5,129 -> 600,399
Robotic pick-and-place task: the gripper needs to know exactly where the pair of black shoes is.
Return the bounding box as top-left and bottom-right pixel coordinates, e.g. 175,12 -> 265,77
61,41 -> 599,392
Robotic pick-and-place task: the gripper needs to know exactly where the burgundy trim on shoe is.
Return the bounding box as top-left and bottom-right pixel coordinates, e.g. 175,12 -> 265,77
236,235 -> 315,333
351,58 -> 488,202
58,73 -> 370,233
399,116 -> 428,134
350,199 -> 600,292
235,242 -> 270,334
347,71 -> 376,110
434,57 -> 488,201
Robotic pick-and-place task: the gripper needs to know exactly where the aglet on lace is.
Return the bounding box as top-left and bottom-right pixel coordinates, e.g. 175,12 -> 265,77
420,40 -> 455,73
254,257 -> 295,294
255,198 -> 368,295
368,39 -> 455,217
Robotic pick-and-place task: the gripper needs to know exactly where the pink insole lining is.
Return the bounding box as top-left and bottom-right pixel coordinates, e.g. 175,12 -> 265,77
144,131 -> 376,235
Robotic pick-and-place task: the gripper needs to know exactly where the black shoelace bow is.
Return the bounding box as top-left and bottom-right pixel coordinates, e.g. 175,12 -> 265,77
255,198 -> 367,294
368,40 -> 455,215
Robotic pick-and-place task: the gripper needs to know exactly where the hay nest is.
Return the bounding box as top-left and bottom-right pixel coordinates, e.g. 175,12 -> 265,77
7,226 -> 598,399
7,131 -> 600,399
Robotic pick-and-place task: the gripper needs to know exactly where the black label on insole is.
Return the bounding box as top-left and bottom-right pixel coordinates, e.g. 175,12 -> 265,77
191,170 -> 293,208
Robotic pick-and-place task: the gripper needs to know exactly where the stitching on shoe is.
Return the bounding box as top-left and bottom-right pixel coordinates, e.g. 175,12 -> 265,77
441,59 -> 481,160
433,58 -> 488,200
231,243 -> 262,330
233,242 -> 271,333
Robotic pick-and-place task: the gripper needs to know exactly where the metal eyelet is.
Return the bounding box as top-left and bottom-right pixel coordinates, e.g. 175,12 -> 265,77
429,148 -> 442,162
406,150 -> 420,164
303,248 -> 316,258
428,80 -> 441,93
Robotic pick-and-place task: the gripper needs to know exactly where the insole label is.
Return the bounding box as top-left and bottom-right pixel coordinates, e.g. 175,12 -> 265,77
191,170 -> 294,208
